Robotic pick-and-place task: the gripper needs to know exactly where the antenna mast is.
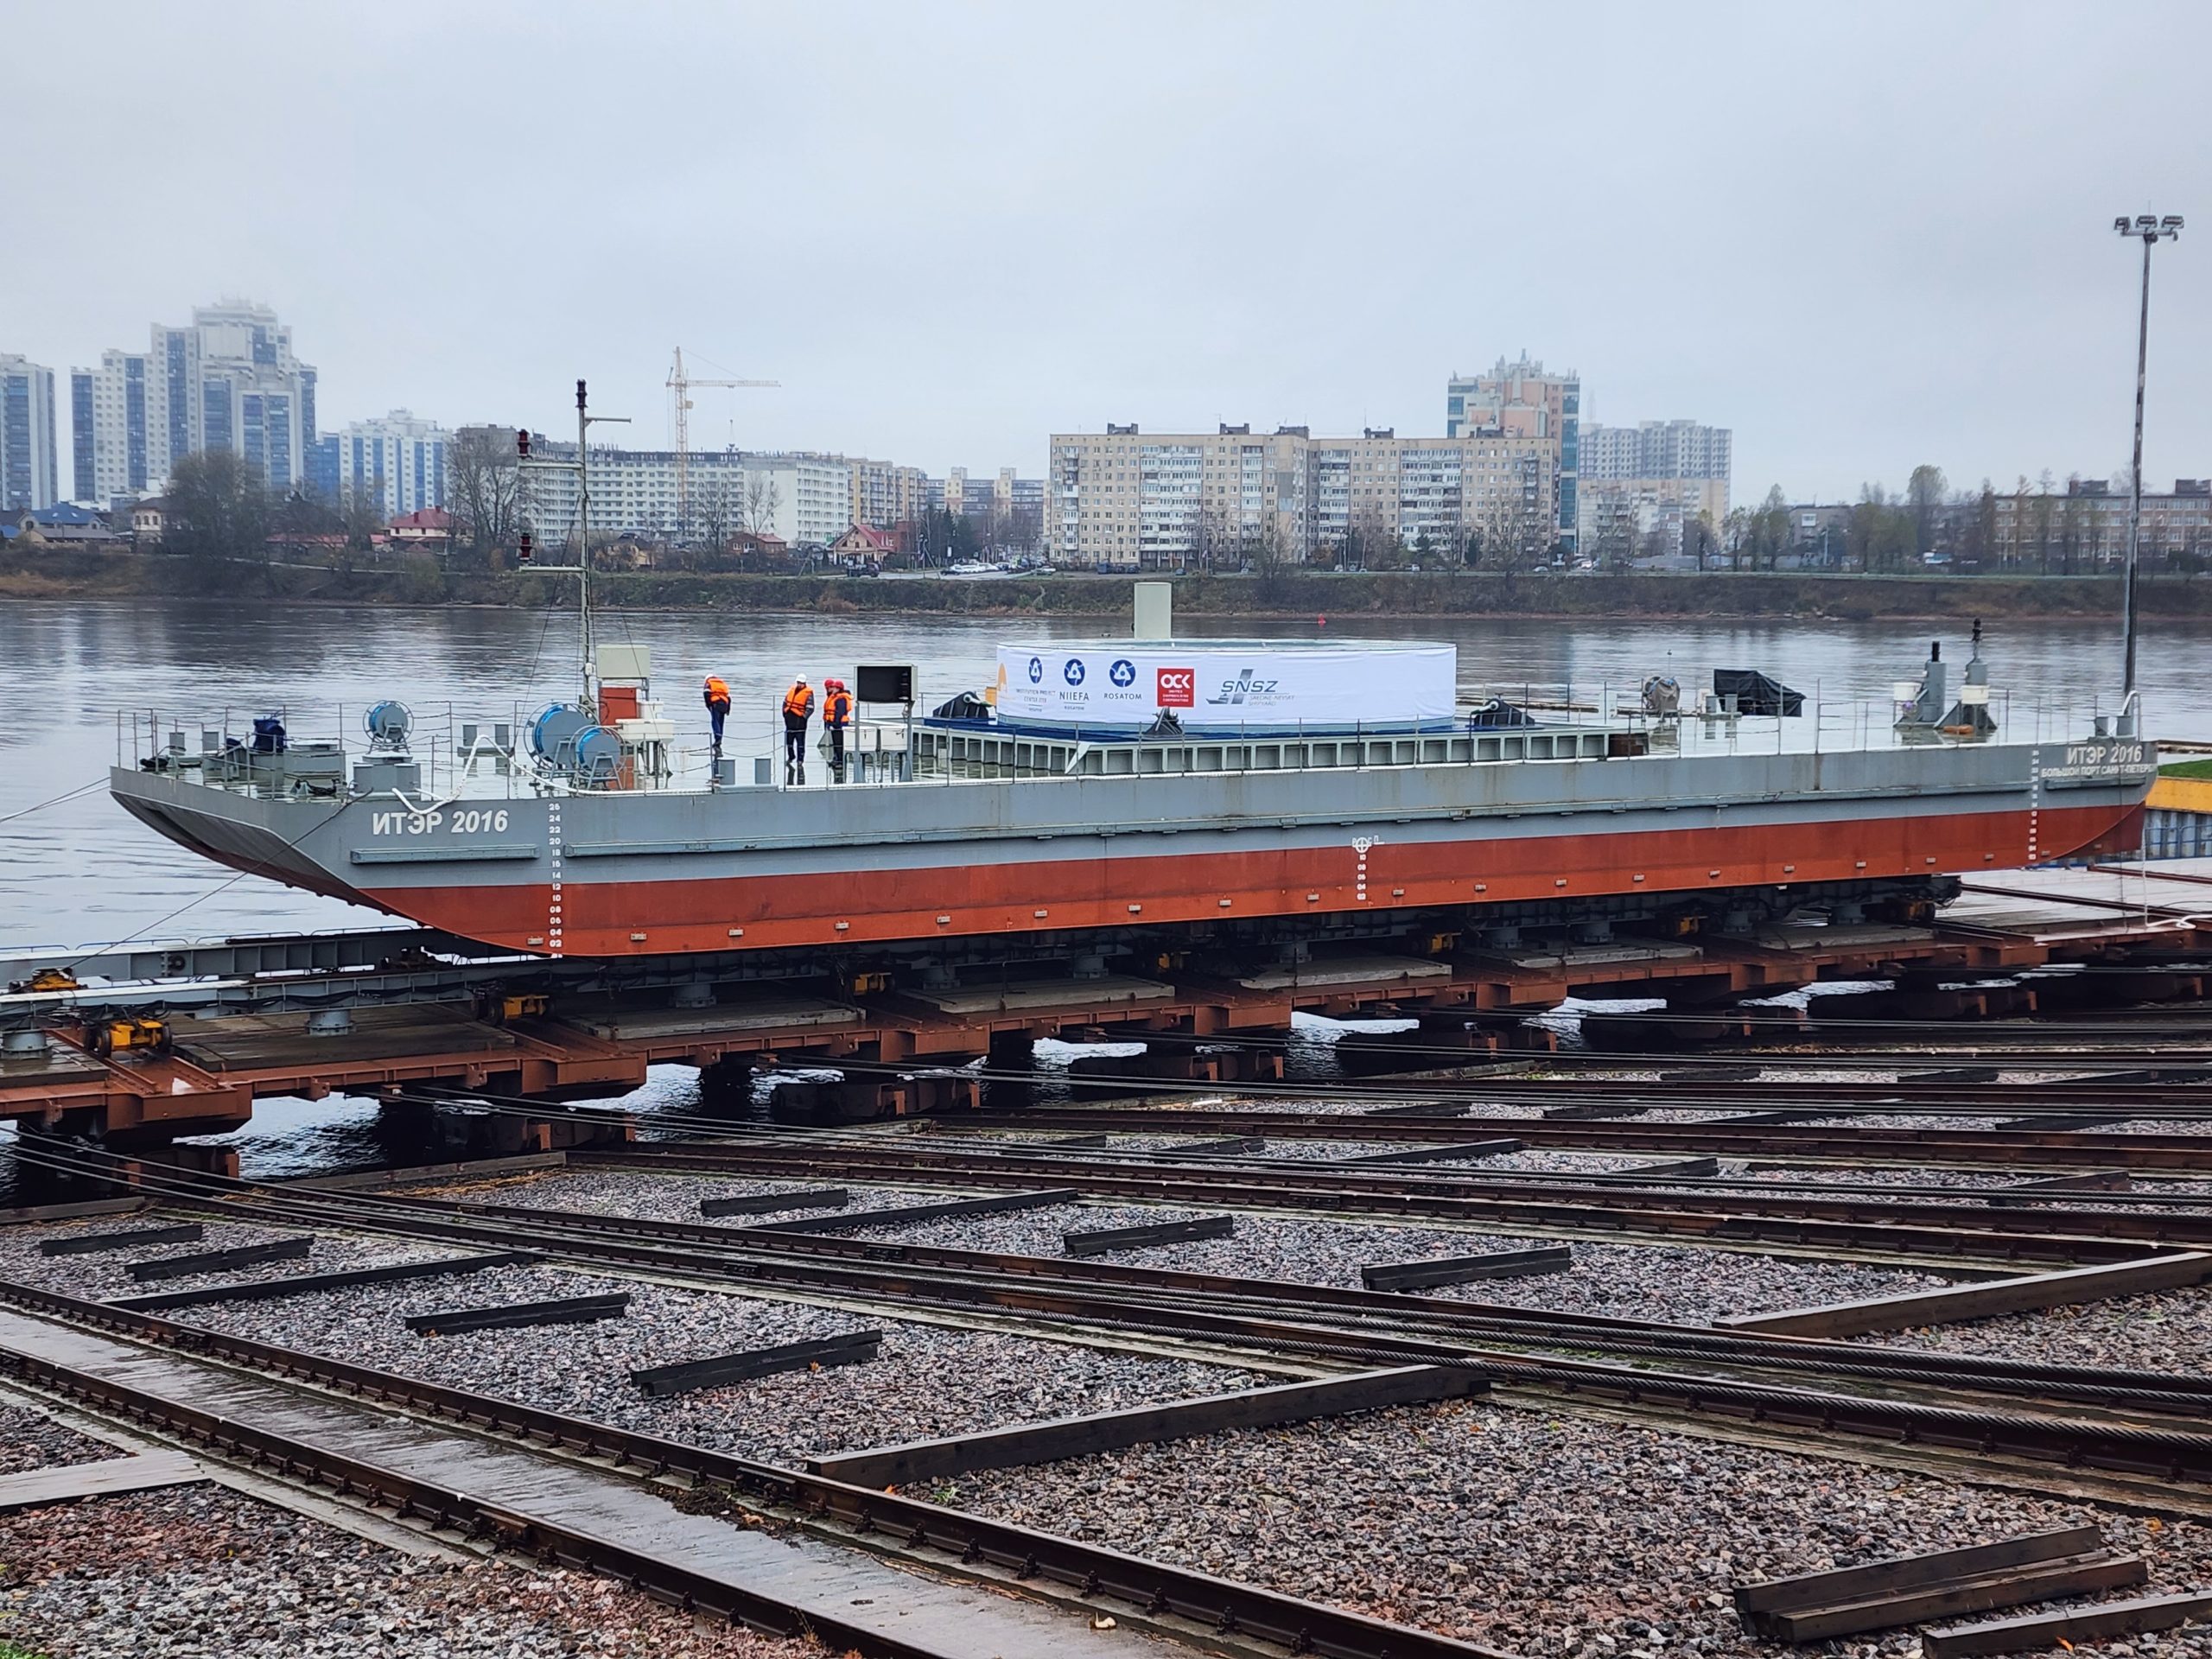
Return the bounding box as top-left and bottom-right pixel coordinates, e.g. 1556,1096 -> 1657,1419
516,378 -> 629,715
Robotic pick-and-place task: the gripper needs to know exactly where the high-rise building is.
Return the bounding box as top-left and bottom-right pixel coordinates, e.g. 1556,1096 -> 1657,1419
73,301 -> 317,499
0,355 -> 59,512
516,443 -> 873,551
1579,419 -> 1731,489
71,350 -> 150,505
312,410 -> 451,516
1573,418 -> 1732,563
1046,422 -> 1556,570
1445,354 -> 1579,550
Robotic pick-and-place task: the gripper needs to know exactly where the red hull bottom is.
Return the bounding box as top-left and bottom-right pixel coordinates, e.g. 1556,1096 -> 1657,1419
363,802 -> 2142,959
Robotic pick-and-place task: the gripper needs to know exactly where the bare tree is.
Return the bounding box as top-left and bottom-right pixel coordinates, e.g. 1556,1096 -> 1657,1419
693,466 -> 734,554
741,474 -> 783,537
1906,463 -> 1948,556
448,425 -> 522,568
340,481 -> 386,559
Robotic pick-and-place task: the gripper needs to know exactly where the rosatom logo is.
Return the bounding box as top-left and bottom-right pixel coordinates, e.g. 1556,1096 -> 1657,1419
1205,667 -> 1280,706
1156,667 -> 1196,708
1109,658 -> 1136,687
1063,658 -> 1086,685
1027,656 -> 1044,683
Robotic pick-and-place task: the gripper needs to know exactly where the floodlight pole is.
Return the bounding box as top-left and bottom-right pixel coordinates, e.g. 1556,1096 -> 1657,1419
2114,213 -> 2181,716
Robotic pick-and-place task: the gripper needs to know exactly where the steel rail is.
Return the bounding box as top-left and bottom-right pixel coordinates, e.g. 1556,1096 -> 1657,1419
22,1147 -> 2212,1491
0,1275 -> 1495,1659
308,1182 -> 2212,1420
924,1111 -> 2212,1172
580,1145 -> 2209,1262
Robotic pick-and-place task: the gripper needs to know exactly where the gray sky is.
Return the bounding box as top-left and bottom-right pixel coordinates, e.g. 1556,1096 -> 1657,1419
6,1 -> 2207,500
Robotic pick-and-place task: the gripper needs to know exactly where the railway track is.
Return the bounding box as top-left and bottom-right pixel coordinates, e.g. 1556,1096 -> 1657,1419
20,1144 -> 2212,1509
570,1142 -> 2212,1264
0,1274 -> 1491,1659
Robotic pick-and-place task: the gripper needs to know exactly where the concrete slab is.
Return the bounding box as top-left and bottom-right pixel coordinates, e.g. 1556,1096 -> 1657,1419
0,1450 -> 206,1512
912,976 -> 1173,1014
1236,955 -> 1450,991
1745,923 -> 1936,954
1488,942 -> 1702,971
568,996 -> 860,1040
174,1004 -> 515,1071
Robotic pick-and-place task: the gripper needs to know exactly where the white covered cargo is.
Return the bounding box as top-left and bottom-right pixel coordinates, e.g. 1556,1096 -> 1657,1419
988,639 -> 1458,734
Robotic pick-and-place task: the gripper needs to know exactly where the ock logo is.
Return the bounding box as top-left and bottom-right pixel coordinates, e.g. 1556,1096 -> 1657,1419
1156,667 -> 1196,707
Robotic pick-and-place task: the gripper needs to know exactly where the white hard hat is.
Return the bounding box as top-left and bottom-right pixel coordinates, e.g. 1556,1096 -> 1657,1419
797,675 -> 809,683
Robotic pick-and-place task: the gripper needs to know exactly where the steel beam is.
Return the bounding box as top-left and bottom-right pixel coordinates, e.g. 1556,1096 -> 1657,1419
631,1332 -> 882,1396
1922,1590 -> 2212,1658
752,1189 -> 1077,1235
406,1293 -> 630,1335
1361,1247 -> 1574,1292
111,1251 -> 532,1313
1063,1215 -> 1235,1257
811,1364 -> 1489,1487
125,1237 -> 312,1282
1719,1251 -> 2212,1338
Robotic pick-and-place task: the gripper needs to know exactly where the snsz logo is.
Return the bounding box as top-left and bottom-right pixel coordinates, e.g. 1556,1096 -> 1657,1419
1205,667 -> 1280,706
1027,656 -> 1044,683
1063,658 -> 1086,685
1156,667 -> 1196,707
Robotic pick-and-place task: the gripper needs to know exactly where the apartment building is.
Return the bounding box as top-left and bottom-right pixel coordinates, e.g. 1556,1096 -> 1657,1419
518,442 -> 861,550
1445,353 -> 1579,550
309,410 -> 451,516
1580,418 -> 1732,489
0,355 -> 59,512
71,301 -> 318,499
1046,422 -> 1557,570
1992,477 -> 2212,569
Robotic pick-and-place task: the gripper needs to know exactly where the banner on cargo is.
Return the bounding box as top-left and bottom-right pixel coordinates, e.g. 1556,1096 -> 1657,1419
989,642 -> 1458,732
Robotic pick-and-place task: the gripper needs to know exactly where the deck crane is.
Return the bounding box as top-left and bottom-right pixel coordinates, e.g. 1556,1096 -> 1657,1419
666,347 -> 779,541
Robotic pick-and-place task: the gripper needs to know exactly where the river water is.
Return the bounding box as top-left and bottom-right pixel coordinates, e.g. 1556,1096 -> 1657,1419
0,596 -> 2197,1192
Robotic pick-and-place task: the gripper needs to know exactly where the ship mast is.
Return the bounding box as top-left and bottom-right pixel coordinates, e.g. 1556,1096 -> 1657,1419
518,379 -> 627,717
575,378 -> 594,709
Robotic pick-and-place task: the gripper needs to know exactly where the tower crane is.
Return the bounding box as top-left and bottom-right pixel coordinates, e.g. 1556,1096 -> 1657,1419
667,347 -> 779,540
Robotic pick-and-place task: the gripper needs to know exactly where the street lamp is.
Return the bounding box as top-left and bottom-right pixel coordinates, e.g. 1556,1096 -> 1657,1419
2113,213 -> 2183,717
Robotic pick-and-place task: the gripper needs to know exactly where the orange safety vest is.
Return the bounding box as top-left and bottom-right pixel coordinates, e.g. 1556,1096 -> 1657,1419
703,676 -> 730,708
824,688 -> 853,728
782,683 -> 815,721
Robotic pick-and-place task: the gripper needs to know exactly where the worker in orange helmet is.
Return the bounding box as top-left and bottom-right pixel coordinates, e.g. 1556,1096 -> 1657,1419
823,677 -> 854,782
702,674 -> 732,755
780,676 -> 815,784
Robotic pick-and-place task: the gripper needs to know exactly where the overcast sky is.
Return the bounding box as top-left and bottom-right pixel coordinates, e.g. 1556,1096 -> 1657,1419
6,2 -> 2207,500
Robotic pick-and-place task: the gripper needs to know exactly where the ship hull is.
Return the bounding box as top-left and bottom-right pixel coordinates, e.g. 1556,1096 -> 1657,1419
110,734 -> 2158,959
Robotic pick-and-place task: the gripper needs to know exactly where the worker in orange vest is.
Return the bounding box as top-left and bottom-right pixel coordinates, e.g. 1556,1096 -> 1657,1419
780,676 -> 815,784
823,678 -> 854,781
702,674 -> 732,754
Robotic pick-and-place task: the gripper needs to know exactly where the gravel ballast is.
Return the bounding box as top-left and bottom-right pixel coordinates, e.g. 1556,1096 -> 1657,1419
1850,1281 -> 2212,1372
0,1482 -> 810,1658
933,1398 -> 2212,1657
0,1217 -> 454,1299
179,1262 -> 1262,1466
0,1402 -> 117,1474
842,1202 -> 1944,1324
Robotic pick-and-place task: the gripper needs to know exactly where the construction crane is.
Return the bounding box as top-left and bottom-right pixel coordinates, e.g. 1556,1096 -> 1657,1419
666,347 -> 779,540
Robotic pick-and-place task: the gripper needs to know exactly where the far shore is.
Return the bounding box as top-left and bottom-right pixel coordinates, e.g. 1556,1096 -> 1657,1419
1,550 -> 2198,626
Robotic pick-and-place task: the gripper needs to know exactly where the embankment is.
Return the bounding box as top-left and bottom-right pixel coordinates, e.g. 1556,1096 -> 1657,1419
3,548 -> 2203,623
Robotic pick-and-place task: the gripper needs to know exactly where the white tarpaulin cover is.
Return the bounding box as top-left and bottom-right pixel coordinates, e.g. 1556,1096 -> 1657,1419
988,639 -> 1458,733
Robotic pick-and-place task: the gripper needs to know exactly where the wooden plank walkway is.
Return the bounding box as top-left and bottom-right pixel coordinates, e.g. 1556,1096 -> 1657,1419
0,1309 -> 1134,1659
